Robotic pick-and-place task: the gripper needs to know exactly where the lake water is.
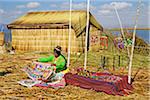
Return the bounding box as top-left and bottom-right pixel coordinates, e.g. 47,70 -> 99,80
111,30 -> 150,44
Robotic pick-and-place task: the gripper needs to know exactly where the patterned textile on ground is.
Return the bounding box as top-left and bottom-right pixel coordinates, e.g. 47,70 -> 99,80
22,62 -> 55,80
35,78 -> 66,89
64,69 -> 133,96
17,79 -> 42,88
35,69 -> 69,89
18,62 -> 66,88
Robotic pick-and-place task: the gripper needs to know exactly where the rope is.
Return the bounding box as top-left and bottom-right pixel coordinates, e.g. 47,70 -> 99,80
113,7 -> 126,41
113,5 -> 130,58
84,0 -> 90,70
67,0 -> 72,67
128,0 -> 142,84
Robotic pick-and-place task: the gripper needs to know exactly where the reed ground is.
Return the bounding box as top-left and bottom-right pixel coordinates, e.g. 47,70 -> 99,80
0,51 -> 149,100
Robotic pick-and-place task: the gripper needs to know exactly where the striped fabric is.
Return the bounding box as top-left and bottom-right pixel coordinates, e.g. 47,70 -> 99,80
35,78 -> 66,89
64,72 -> 133,96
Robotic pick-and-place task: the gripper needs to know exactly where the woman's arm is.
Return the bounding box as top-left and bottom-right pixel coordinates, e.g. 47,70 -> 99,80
38,55 -> 54,62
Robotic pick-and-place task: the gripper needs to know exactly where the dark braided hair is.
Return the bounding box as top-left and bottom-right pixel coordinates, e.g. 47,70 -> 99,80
54,46 -> 61,56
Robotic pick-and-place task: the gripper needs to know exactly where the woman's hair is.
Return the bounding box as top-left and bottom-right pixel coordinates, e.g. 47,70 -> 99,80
54,46 -> 61,55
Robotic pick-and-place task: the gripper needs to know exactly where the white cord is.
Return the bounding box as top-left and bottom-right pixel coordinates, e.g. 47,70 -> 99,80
113,6 -> 130,58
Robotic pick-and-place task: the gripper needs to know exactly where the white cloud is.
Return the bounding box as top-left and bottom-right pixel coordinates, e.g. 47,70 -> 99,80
14,11 -> 23,14
73,3 -> 95,10
50,4 -> 57,8
0,9 -> 4,14
100,4 -> 113,11
101,2 -> 132,10
98,2 -> 132,15
1,10 -> 23,19
111,2 -> 132,10
27,9 -> 39,12
26,2 -> 40,8
73,3 -> 86,9
27,9 -> 51,13
16,5 -> 25,9
98,10 -> 111,15
60,2 -> 95,10
16,2 -> 40,9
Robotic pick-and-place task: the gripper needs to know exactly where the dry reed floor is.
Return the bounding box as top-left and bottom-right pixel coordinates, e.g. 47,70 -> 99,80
0,52 -> 149,100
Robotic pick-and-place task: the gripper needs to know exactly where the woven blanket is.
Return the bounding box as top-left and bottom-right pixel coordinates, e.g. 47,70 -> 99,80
64,73 -> 133,96
19,62 -> 66,89
35,69 -> 69,89
18,79 -> 42,88
35,78 -> 66,89
22,62 -> 55,81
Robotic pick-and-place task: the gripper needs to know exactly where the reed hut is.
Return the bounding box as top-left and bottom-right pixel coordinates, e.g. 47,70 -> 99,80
7,10 -> 103,53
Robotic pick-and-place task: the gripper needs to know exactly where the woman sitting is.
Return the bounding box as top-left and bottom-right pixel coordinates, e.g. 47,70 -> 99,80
38,46 -> 67,72
37,46 -> 68,81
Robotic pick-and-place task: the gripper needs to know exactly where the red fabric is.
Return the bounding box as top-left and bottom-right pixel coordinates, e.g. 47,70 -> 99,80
64,73 -> 133,96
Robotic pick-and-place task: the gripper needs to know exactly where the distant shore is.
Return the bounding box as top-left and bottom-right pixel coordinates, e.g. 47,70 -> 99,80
108,28 -> 150,31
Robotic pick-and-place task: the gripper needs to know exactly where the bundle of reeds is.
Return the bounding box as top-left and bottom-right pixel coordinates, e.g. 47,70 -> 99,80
0,32 -> 4,46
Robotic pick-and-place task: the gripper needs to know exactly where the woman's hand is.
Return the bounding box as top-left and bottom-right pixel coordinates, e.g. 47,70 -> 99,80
38,78 -> 48,82
51,64 -> 56,66
51,64 -> 56,71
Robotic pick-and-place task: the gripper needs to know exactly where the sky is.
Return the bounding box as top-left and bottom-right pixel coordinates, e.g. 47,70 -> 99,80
0,0 -> 149,28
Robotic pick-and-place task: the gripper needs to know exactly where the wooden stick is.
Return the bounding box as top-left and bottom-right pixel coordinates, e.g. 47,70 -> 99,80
128,0 -> 141,84
118,55 -> 120,68
67,0 -> 72,67
84,0 -> 90,70
113,56 -> 115,71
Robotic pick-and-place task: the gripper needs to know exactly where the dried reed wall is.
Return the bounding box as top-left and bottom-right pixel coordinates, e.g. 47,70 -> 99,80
11,29 -> 85,53
0,32 -> 4,46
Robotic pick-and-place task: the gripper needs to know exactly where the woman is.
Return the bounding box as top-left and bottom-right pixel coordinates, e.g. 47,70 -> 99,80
38,46 -> 68,81
38,46 -> 67,73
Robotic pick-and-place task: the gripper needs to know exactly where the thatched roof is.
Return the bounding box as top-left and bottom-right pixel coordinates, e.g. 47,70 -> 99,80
7,10 -> 103,36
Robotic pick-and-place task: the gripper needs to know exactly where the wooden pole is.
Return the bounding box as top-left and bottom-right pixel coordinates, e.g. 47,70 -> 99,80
122,55 -> 123,67
113,56 -> 115,71
118,55 -> 120,68
67,0 -> 72,67
100,55 -> 102,67
103,56 -> 106,69
84,0 -> 90,70
128,0 -> 141,84
107,57 -> 109,68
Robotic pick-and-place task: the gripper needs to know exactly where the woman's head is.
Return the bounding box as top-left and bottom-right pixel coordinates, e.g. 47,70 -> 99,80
54,46 -> 61,57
